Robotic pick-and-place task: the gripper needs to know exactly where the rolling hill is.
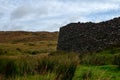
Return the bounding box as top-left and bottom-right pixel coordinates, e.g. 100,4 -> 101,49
0,31 -> 58,43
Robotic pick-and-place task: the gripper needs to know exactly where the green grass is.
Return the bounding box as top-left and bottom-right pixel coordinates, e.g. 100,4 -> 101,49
73,65 -> 120,80
75,47 -> 120,80
80,48 -> 120,66
0,37 -> 120,80
8,73 -> 56,80
0,51 -> 79,80
0,41 -> 57,55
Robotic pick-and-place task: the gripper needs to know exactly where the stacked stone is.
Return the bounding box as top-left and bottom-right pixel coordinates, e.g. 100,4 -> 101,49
57,17 -> 120,53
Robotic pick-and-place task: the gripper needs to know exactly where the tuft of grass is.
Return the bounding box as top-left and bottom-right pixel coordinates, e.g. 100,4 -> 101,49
0,49 -> 6,55
113,53 -> 120,68
79,48 -> 120,66
0,51 -> 79,80
55,62 -> 77,80
81,70 -> 93,80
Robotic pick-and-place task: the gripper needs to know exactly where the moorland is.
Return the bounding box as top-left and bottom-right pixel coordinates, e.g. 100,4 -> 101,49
0,31 -> 120,80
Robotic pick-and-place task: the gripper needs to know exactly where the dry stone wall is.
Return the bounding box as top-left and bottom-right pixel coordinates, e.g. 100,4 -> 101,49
57,17 -> 120,53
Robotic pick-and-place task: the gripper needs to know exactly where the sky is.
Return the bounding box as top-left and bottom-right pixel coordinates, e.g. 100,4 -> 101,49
0,0 -> 120,31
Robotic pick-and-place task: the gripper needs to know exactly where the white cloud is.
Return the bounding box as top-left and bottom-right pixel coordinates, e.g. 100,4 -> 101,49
0,0 -> 120,31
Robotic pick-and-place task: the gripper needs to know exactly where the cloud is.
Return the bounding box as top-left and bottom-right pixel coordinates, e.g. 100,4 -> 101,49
10,4 -> 48,20
0,0 -> 120,31
10,5 -> 32,20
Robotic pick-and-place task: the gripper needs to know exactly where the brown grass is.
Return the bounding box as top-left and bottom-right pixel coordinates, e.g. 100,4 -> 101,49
0,31 -> 58,43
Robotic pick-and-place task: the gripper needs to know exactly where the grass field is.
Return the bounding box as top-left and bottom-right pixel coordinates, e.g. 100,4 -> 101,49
0,31 -> 120,80
73,65 -> 120,80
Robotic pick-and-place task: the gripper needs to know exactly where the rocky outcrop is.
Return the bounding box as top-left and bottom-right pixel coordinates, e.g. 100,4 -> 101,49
57,17 -> 120,53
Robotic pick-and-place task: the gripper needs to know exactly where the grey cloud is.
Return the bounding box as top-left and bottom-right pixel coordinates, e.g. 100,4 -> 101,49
10,5 -> 48,20
10,5 -> 33,20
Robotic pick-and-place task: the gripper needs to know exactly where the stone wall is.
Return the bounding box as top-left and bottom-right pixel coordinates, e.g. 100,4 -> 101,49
57,17 -> 120,53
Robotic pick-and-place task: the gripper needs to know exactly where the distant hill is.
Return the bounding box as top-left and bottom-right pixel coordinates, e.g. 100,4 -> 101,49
0,31 -> 58,43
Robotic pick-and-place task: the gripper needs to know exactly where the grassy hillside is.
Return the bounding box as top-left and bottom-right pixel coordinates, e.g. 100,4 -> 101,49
0,31 -> 58,43
0,31 -> 120,80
